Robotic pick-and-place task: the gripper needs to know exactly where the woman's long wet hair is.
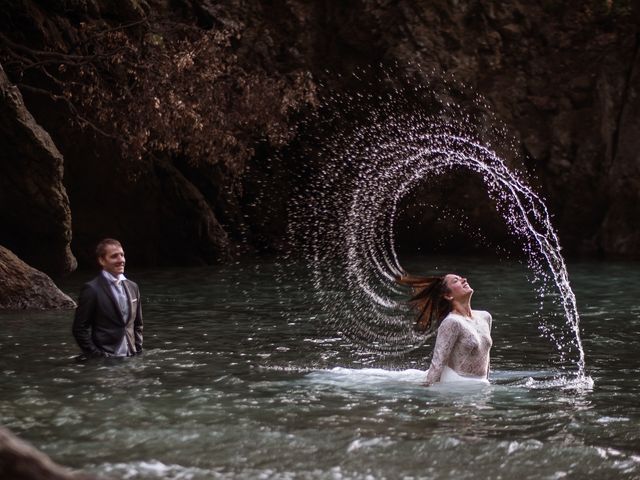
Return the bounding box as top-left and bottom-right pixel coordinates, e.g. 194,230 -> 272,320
396,274 -> 452,334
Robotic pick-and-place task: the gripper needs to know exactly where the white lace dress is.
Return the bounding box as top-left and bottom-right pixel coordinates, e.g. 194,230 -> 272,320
424,310 -> 493,385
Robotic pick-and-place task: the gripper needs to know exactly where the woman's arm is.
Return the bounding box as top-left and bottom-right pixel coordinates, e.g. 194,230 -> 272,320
425,317 -> 460,386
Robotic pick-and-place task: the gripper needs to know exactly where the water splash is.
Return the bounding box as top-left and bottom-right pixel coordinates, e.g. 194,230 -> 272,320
286,74 -> 587,379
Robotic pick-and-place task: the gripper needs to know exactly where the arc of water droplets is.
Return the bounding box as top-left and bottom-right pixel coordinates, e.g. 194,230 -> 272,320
302,120 -> 586,377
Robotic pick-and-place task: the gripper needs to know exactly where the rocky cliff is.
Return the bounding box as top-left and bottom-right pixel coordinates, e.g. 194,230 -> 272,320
0,64 -> 76,275
0,0 -> 638,283
288,1 -> 640,257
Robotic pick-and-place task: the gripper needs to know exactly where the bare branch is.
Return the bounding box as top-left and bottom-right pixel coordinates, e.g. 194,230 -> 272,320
17,83 -> 120,141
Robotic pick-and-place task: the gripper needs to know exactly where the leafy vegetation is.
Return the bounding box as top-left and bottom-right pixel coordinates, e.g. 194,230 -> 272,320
1,13 -> 317,172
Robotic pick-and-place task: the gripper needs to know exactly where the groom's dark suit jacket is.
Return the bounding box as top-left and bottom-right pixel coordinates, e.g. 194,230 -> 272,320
72,274 -> 143,357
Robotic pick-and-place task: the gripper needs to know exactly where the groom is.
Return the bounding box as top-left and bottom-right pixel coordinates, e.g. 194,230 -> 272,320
72,238 -> 143,358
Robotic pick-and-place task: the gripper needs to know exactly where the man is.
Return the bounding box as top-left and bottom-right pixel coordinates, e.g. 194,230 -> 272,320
72,238 -> 143,358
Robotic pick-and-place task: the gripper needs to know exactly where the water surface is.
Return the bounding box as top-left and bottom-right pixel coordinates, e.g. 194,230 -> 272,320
0,257 -> 639,479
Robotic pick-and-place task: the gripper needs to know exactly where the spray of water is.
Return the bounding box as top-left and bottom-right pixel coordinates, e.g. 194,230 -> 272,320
286,73 -> 587,379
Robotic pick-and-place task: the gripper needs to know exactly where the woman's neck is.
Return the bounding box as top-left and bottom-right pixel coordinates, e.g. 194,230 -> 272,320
451,300 -> 473,318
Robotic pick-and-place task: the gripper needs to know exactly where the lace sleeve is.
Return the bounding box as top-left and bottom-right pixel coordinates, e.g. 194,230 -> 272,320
425,317 -> 460,386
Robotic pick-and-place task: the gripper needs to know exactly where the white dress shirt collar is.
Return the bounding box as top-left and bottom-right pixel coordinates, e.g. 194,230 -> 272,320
102,270 -> 127,285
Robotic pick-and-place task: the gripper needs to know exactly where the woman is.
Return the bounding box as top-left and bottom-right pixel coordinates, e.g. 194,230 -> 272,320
397,273 -> 492,386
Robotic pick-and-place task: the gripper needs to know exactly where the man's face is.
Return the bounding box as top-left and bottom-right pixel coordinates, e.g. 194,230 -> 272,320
99,244 -> 125,276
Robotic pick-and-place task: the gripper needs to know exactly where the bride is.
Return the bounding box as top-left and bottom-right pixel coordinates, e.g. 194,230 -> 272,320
397,273 -> 493,386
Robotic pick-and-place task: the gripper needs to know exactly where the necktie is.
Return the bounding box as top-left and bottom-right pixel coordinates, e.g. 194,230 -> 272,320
114,280 -> 128,314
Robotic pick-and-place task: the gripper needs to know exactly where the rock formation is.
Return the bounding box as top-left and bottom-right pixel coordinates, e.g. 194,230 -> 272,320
0,0 -> 315,267
0,64 -> 76,275
0,427 -> 95,480
292,1 -> 640,257
600,43 -> 640,256
0,0 -> 638,267
0,245 -> 76,309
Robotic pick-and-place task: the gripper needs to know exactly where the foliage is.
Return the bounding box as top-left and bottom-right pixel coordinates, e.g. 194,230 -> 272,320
1,15 -> 317,172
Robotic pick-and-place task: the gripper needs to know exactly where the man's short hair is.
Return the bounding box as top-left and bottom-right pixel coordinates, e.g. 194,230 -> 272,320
95,238 -> 122,259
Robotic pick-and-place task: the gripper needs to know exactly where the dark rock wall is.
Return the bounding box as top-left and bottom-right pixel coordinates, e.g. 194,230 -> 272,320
0,64 -> 76,276
601,43 -> 640,255
1,0 -> 638,274
298,0 -> 640,257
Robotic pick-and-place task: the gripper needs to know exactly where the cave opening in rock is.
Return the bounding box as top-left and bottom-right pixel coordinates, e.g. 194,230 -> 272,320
394,168 -> 518,260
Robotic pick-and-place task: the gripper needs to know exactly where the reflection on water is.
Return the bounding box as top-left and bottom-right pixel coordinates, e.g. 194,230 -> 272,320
0,257 -> 639,479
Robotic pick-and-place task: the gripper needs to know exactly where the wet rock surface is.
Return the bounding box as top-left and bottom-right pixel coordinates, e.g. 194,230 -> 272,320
0,65 -> 76,275
0,245 -> 76,310
0,427 -> 95,480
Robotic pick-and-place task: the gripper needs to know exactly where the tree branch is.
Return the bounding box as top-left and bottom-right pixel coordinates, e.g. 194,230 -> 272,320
17,84 -> 119,141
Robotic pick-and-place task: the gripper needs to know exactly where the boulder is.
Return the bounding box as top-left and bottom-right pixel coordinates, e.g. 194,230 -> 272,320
0,245 -> 76,310
0,427 -> 94,480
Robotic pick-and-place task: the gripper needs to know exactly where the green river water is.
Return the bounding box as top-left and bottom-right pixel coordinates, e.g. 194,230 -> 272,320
0,256 -> 639,479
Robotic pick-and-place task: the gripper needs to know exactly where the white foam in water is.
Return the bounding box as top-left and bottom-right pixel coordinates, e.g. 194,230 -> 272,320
287,72 -> 589,383
314,367 -> 427,384
99,459 -> 214,479
306,367 -> 493,393
305,367 -> 596,392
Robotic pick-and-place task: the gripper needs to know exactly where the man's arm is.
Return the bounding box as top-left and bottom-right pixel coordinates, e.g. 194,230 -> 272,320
133,284 -> 143,354
72,283 -> 103,356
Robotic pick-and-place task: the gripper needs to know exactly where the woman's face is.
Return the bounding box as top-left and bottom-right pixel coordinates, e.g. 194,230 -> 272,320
443,274 -> 473,301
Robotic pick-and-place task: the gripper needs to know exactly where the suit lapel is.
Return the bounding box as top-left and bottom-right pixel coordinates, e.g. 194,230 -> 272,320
97,274 -> 126,323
